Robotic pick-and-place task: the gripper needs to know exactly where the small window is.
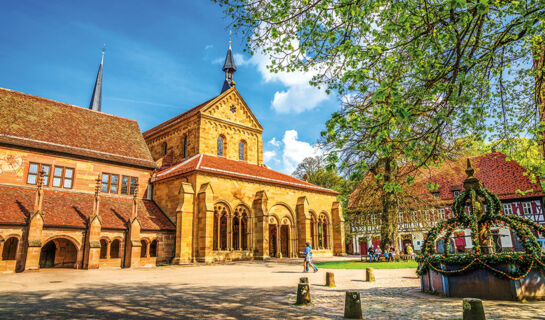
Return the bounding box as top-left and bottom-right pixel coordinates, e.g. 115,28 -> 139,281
432,192 -> 440,199
523,202 -> 532,216
101,173 -> 119,194
130,177 -> 138,195
149,240 -> 157,257
503,204 -> 513,215
238,141 -> 246,161
99,239 -> 108,259
121,176 -> 129,194
217,136 -> 225,156
141,240 -> 148,258
453,191 -> 460,198
183,136 -> 188,158
52,166 -> 74,189
26,163 -> 51,186
161,142 -> 167,156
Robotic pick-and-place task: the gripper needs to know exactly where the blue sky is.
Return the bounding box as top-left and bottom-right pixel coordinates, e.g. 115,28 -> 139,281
0,0 -> 341,174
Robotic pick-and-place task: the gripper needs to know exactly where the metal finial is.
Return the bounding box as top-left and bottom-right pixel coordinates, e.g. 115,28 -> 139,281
37,169 -> 46,190
133,183 -> 139,199
229,30 -> 232,49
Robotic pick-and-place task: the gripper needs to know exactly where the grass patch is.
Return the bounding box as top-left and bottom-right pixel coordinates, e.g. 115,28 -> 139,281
315,260 -> 418,269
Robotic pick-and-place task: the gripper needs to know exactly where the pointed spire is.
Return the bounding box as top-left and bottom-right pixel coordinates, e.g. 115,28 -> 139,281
221,32 -> 237,93
89,46 -> 105,111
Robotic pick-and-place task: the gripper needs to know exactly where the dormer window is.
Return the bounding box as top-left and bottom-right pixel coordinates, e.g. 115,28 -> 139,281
217,135 -> 225,156
432,192 -> 440,199
238,140 -> 247,161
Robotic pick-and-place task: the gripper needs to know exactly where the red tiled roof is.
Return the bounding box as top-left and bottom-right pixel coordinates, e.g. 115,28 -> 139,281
0,185 -> 175,230
0,88 -> 156,169
349,152 -> 545,208
154,154 -> 338,195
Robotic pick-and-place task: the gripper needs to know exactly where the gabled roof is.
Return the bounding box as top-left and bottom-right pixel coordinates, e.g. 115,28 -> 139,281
0,88 -> 156,169
0,184 -> 175,231
154,154 -> 338,195
143,86 -> 263,140
348,152 -> 545,209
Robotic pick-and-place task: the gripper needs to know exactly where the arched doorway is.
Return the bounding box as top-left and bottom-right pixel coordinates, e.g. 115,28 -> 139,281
39,238 -> 78,268
280,225 -> 290,257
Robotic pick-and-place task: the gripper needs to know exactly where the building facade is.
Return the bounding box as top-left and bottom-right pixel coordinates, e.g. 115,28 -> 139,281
144,46 -> 344,262
0,45 -> 345,272
348,153 -> 545,255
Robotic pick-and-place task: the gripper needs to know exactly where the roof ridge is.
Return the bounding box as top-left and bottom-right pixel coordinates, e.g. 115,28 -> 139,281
0,87 -> 139,123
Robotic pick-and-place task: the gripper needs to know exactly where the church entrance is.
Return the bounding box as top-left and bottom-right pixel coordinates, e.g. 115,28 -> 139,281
280,225 -> 290,257
39,238 -> 78,268
269,224 -> 277,257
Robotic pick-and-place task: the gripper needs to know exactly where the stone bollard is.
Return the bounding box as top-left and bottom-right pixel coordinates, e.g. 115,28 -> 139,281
366,268 -> 375,282
300,277 -> 309,284
463,298 -> 486,320
296,283 -> 311,305
325,272 -> 336,287
344,291 -> 363,319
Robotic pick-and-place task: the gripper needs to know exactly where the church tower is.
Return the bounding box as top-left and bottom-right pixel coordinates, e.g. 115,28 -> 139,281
89,49 -> 104,111
221,39 -> 237,93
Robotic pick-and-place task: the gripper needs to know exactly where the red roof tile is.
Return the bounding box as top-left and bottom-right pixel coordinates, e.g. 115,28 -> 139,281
0,185 -> 175,230
349,152 -> 545,208
155,154 -> 338,195
0,88 -> 156,169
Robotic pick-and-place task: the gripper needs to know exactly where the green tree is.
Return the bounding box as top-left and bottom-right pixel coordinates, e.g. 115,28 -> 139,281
215,0 -> 545,249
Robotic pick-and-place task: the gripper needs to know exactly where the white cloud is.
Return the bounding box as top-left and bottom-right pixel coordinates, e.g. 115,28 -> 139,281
263,150 -> 277,162
205,44 -> 213,50
246,51 -> 329,114
268,137 -> 281,147
263,130 -> 321,174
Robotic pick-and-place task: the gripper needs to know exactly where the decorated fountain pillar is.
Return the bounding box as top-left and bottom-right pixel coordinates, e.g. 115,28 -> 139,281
418,159 -> 545,301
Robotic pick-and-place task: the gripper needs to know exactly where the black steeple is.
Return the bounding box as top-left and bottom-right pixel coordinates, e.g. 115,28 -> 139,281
89,49 -> 104,111
221,34 -> 237,93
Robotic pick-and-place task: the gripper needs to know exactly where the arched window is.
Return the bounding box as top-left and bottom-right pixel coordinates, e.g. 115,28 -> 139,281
235,206 -> 250,251
238,140 -> 247,161
2,237 -> 18,260
140,240 -> 148,258
149,240 -> 157,257
241,211 -> 248,250
161,142 -> 167,156
182,136 -> 188,158
217,136 -> 225,156
110,239 -> 120,258
214,203 -> 230,251
99,239 -> 108,259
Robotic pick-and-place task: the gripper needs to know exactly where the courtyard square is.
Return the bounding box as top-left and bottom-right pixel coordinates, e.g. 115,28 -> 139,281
0,259 -> 543,319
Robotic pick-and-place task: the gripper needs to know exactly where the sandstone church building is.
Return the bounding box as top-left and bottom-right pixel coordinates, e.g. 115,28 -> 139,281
0,45 -> 345,272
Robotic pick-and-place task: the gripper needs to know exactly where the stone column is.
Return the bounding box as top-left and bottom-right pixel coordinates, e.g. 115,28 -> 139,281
125,185 -> 141,268
296,196 -> 311,254
332,202 -> 346,256
252,191 -> 269,260
84,177 -> 102,269
196,183 -> 215,262
173,182 -> 195,264
24,170 -> 46,271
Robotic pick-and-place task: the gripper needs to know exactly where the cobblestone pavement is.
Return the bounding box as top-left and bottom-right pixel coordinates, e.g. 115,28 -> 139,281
0,259 -> 543,319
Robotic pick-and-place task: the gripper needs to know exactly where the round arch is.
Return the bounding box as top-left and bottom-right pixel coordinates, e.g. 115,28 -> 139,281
39,236 -> 80,268
268,204 -> 297,258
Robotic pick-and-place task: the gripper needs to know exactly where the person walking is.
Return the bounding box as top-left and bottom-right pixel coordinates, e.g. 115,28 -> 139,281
303,241 -> 318,272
